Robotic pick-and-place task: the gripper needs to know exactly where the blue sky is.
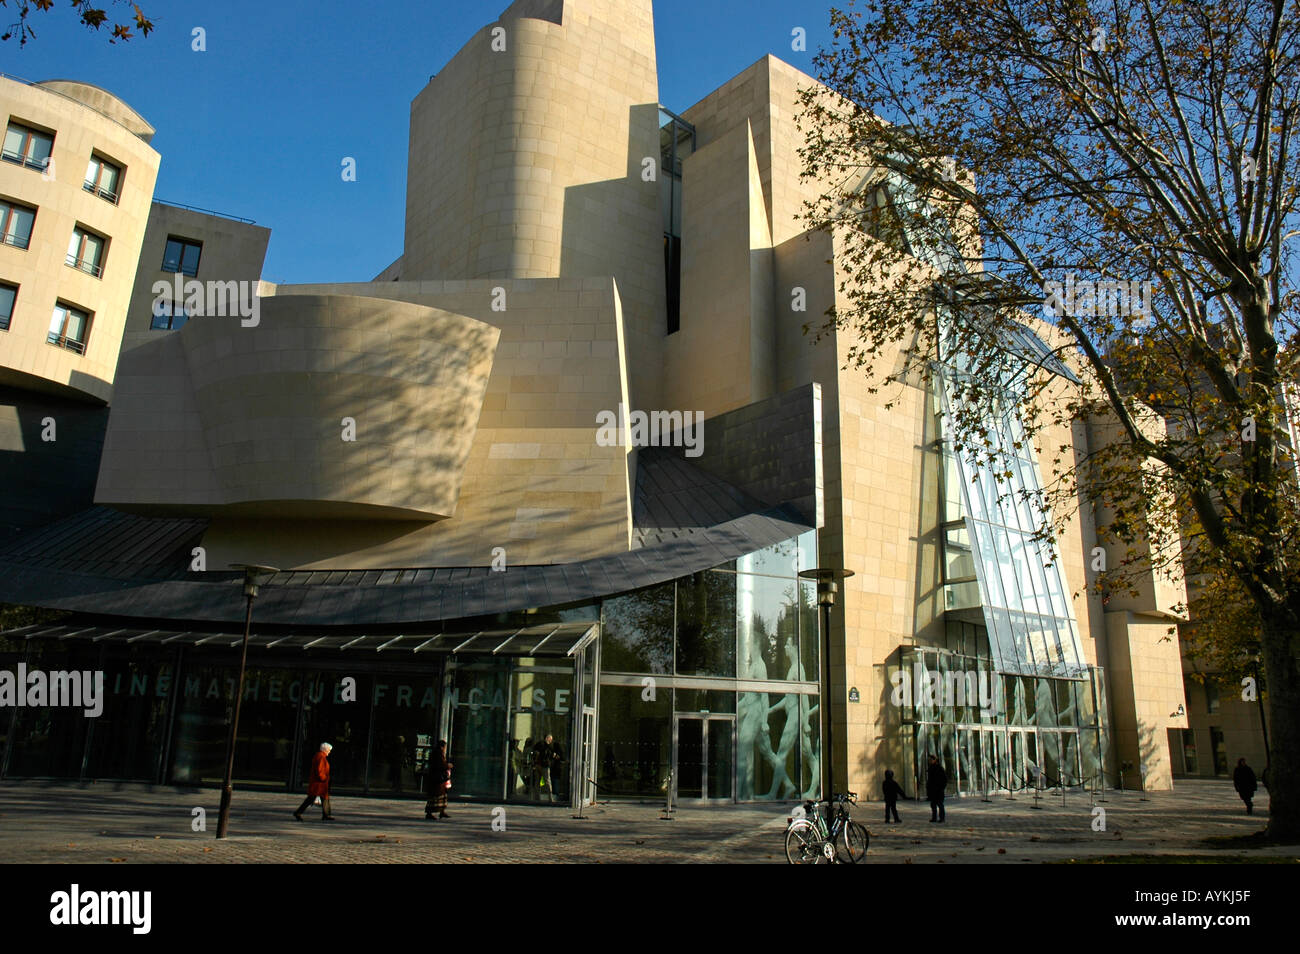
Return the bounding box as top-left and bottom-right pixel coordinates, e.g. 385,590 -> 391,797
2,0 -> 836,283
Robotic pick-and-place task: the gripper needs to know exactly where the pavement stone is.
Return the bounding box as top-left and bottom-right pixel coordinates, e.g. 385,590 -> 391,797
0,778 -> 1291,863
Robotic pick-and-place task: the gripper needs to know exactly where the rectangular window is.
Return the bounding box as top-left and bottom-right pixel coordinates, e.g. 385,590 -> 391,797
48,301 -> 91,355
0,282 -> 15,331
1209,726 -> 1228,775
162,236 -> 202,277
1206,681 -> 1220,713
2,121 -> 54,172
150,301 -> 189,331
66,226 -> 106,278
0,199 -> 37,250
1181,728 -> 1199,775
83,154 -> 122,204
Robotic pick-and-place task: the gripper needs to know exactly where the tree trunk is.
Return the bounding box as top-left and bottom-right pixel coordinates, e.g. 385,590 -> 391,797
1260,614 -> 1300,841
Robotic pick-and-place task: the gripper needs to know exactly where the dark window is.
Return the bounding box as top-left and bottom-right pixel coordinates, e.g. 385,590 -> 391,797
48,301 -> 91,354
1181,728 -> 1199,774
1206,681 -> 1220,713
602,582 -> 675,674
83,154 -> 123,204
675,571 -> 737,677
0,282 -> 15,330
0,199 -> 36,250
150,301 -> 189,331
664,234 -> 681,334
2,122 -> 53,172
162,236 -> 202,277
659,108 -> 693,335
1209,726 -> 1228,775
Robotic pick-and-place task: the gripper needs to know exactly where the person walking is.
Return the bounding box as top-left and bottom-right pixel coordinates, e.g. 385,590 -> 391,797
1233,757 -> 1258,815
424,739 -> 452,820
882,768 -> 903,823
294,742 -> 334,822
926,754 -> 948,823
534,733 -> 560,803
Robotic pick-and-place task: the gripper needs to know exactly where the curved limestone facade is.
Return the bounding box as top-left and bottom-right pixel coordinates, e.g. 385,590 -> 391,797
95,293 -> 499,519
0,76 -> 160,402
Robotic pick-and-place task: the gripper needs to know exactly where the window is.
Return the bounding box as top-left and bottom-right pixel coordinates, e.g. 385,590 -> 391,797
0,199 -> 36,250
1181,728 -> 1199,775
150,301 -> 189,331
48,302 -> 91,355
162,236 -> 202,277
66,226 -> 106,278
2,122 -> 53,172
83,155 -> 122,204
1206,681 -> 1220,713
658,108 -> 693,335
0,282 -> 15,331
1209,726 -> 1228,775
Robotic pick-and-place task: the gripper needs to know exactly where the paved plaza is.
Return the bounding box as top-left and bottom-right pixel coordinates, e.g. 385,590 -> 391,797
0,778 -> 1291,864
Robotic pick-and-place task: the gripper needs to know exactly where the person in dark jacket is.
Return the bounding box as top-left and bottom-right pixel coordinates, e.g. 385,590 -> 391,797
424,740 -> 452,820
1233,757 -> 1258,814
926,754 -> 948,823
294,742 -> 334,821
533,734 -> 561,803
882,768 -> 903,823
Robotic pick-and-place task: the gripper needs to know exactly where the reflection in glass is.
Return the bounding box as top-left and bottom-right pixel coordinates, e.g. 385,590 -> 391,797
446,661 -> 508,799
301,672 -> 370,792
596,685 -> 671,798
675,571 -> 736,676
602,582 -> 674,674
707,719 -> 734,800
677,717 -> 704,798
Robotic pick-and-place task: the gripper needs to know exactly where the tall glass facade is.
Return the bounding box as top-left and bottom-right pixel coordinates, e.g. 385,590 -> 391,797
595,530 -> 822,802
891,646 -> 1107,797
935,301 -> 1088,678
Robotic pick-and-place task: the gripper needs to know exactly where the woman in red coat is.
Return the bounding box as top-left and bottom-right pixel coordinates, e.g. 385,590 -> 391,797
294,742 -> 335,821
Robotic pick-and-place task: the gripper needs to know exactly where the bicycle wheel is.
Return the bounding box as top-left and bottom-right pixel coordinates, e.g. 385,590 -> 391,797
785,820 -> 831,864
837,820 -> 869,863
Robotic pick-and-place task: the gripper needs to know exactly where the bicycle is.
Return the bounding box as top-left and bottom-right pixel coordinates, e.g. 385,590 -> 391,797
784,791 -> 870,864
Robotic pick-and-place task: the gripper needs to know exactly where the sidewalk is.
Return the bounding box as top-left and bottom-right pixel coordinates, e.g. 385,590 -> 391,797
0,778 -> 1289,863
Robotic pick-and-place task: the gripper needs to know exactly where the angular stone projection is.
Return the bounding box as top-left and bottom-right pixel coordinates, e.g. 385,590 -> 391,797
94,294 -> 498,519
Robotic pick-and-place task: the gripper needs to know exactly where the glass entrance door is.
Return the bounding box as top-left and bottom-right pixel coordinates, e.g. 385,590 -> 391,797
580,707 -> 596,805
672,714 -> 735,803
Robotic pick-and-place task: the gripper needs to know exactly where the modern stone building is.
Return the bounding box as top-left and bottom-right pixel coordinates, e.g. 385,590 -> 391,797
1,0 -> 1195,808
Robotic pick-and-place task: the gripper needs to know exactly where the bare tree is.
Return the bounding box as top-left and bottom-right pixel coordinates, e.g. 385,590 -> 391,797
1,0 -> 152,46
798,0 -> 1300,838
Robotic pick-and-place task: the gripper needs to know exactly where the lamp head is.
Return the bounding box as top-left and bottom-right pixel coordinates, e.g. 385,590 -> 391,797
230,563 -> 280,599
798,567 -> 856,608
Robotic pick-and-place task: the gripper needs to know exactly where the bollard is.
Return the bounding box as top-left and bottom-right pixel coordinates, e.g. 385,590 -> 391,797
659,769 -> 675,820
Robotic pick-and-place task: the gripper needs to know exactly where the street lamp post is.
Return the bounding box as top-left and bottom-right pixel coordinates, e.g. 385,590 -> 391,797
799,566 -> 854,811
216,563 -> 279,839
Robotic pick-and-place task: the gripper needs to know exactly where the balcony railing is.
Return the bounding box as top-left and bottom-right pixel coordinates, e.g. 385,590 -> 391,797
82,180 -> 119,204
65,253 -> 103,278
1,148 -> 48,172
1,231 -> 32,251
47,332 -> 86,355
